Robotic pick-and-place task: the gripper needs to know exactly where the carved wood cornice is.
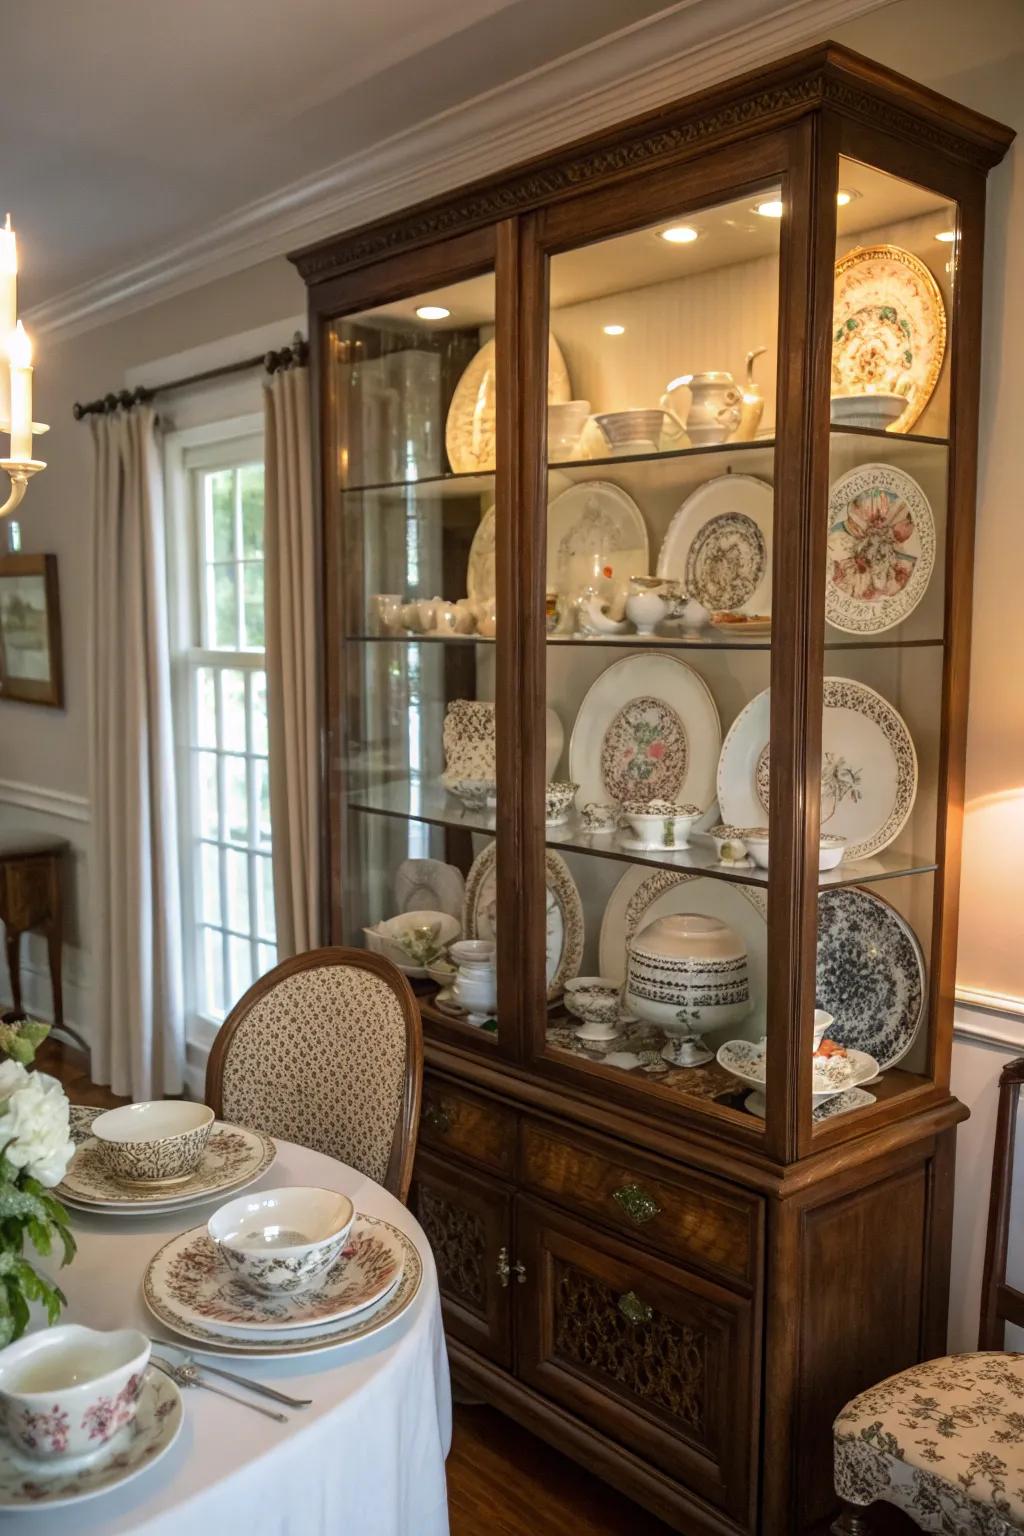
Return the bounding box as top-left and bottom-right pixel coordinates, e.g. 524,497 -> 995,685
291,43 -> 1013,289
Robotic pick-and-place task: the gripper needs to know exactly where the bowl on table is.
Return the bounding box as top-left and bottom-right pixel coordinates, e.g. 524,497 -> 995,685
0,1324 -> 150,1467
209,1185 -> 355,1295
91,1101 -> 215,1185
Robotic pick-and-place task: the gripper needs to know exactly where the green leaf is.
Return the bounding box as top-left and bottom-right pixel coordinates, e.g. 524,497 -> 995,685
26,1218 -> 51,1258
4,1277 -> 29,1341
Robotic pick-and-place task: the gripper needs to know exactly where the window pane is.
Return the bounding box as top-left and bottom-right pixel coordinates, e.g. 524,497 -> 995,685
213,565 -> 239,649
258,943 -> 277,978
221,669 -> 247,753
251,672 -> 268,755
243,562 -> 265,649
256,854 -> 275,941
197,751 -> 219,839
224,755 -> 249,843
202,927 -> 226,1018
229,935 -> 253,1001
199,841 -> 221,924
225,847 -> 249,933
254,759 -> 272,848
240,464 -> 264,556
207,471 -> 235,561
195,668 -> 217,749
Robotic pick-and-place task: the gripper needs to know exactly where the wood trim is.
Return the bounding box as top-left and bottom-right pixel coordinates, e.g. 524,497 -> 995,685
978,1057 -> 1024,1349
204,945 -> 423,1202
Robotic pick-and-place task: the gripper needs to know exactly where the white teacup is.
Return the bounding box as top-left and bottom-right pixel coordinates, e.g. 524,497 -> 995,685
373,593 -> 403,635
0,1325 -> 150,1467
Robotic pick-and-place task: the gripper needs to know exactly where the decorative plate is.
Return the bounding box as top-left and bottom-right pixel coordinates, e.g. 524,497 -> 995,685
656,475 -> 773,616
826,463 -> 936,634
0,1367 -> 182,1512
69,1105 -> 101,1145
598,868 -> 767,1034
463,841 -> 583,1000
446,335 -> 570,473
144,1215 -> 422,1359
394,858 -> 465,920
716,677 -> 917,860
546,482 -> 649,616
145,1217 -> 403,1334
56,1123 -> 276,1213
816,886 -> 926,1069
832,244 -> 947,434
744,1087 -> 878,1122
467,505 -> 496,603
569,653 -> 721,822
717,1038 -> 880,1098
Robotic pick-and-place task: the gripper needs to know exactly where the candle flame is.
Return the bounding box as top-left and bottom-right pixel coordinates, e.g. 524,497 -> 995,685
8,321 -> 31,368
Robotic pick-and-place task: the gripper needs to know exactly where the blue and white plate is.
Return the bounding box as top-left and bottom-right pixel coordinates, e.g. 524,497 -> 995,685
816,886 -> 926,1070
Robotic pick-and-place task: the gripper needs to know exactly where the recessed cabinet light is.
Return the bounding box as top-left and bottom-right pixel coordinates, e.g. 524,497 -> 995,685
602,324 -> 626,336
660,225 -> 699,244
836,188 -> 860,206
415,305 -> 450,320
753,198 -> 784,219
934,230 -> 958,243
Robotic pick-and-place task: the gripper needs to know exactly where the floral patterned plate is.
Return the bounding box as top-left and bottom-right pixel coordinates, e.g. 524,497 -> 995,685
656,474 -> 773,617
826,463 -> 935,634
0,1367 -> 182,1511
568,652 -> 721,827
817,886 -> 926,1070
446,334 -> 570,473
717,1038 -> 880,1100
144,1214 -> 422,1358
832,244 -> 946,434
464,841 -> 583,1000
546,481 -> 649,617
56,1123 -> 276,1213
744,1087 -> 878,1122
147,1217 -> 404,1333
716,677 -> 917,861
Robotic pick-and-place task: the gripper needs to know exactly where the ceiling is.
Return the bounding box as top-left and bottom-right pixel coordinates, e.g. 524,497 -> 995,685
4,0 -> 678,309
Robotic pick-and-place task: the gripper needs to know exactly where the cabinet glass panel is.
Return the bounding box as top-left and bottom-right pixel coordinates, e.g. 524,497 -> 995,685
538,189 -> 781,1119
330,271 -> 502,1044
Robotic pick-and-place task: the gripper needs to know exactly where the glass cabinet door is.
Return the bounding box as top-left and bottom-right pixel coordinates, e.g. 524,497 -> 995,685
533,182 -> 785,1134
327,258 -> 508,1050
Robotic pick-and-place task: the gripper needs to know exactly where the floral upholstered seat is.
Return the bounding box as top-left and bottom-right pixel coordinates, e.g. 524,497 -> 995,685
834,1352 -> 1024,1534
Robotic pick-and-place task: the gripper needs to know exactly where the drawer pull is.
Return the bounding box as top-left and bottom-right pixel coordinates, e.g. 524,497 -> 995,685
496,1246 -> 511,1287
613,1183 -> 661,1225
424,1104 -> 450,1134
617,1290 -> 653,1326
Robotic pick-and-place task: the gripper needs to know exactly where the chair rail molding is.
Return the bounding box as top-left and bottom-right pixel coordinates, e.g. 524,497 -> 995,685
0,778 -> 90,823
955,987 -> 1024,1050
25,0 -> 891,341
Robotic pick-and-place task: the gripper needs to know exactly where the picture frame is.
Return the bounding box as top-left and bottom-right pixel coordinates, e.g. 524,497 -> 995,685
0,554 -> 64,707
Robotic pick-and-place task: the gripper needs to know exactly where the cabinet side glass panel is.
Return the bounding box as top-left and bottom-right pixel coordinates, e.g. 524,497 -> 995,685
330,272 -> 502,1043
538,190 -> 782,1124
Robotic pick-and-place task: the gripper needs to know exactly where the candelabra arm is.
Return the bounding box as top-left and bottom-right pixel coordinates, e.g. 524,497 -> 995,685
0,458 -> 46,518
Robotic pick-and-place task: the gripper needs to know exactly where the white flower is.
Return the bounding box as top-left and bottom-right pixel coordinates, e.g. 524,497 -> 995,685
0,1065 -> 74,1187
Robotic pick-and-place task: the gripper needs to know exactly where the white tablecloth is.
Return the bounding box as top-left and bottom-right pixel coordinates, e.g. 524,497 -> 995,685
10,1139 -> 451,1536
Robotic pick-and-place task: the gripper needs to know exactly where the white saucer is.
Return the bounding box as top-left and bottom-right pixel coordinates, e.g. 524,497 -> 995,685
0,1367 -> 182,1511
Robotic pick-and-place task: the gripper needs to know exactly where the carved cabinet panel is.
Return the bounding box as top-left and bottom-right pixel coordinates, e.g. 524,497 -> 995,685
411,1150 -> 513,1367
515,1196 -> 758,1525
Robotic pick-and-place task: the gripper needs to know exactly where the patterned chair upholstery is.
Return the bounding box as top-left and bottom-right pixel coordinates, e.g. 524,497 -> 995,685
206,948 -> 422,1201
834,1352 -> 1024,1534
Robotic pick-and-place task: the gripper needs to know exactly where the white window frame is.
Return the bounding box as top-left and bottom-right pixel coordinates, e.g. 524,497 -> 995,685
165,413 -> 273,1056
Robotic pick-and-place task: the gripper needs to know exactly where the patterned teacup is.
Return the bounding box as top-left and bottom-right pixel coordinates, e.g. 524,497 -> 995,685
92,1101 -> 215,1185
0,1324 -> 150,1467
209,1186 -> 355,1296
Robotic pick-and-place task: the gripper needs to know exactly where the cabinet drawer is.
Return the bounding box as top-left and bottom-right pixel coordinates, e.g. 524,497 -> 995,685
517,1196 -> 758,1525
421,1075 -> 516,1177
521,1119 -> 760,1288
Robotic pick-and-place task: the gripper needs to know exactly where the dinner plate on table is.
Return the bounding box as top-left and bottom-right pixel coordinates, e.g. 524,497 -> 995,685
56,1122 -> 276,1215
144,1214 -> 422,1358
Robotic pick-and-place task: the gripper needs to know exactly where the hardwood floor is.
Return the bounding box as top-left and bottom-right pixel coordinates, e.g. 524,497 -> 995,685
41,1037 -> 672,1536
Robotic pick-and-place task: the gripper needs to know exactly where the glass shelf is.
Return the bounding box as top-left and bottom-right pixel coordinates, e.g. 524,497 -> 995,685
346,631 -> 945,651
341,469 -> 495,498
347,778 -> 497,837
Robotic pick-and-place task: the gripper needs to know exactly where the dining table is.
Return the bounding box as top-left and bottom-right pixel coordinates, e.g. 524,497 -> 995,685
10,1130 -> 452,1536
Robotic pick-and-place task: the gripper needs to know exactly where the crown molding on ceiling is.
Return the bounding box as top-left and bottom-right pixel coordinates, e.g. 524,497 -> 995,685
27,0 -> 891,341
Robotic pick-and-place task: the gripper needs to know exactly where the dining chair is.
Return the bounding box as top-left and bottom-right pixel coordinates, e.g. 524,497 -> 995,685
205,946 -> 423,1203
831,1057 -> 1024,1535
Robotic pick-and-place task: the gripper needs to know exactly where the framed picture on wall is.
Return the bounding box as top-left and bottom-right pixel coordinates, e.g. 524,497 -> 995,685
0,554 -> 64,707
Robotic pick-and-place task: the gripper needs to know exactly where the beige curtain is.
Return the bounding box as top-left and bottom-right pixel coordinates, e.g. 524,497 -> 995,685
264,366 -> 321,957
88,406 -> 184,1099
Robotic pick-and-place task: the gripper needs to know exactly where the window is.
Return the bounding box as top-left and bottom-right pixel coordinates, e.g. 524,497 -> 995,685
173,430 -> 276,1034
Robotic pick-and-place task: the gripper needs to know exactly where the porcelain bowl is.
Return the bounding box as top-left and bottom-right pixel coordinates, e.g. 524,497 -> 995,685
92,1101 -> 215,1185
449,939 -> 496,970
564,976 -> 622,1024
0,1324 -> 150,1467
818,834 -> 847,871
708,824 -> 752,864
829,391 -> 906,429
548,400 -> 591,461
544,780 -> 578,826
441,775 -> 495,810
625,915 -> 751,1063
592,409 -> 669,455
621,800 -> 701,848
209,1186 -> 355,1296
813,1008 -> 834,1051
732,827 -> 846,872
363,911 -> 460,975
580,800 -> 618,834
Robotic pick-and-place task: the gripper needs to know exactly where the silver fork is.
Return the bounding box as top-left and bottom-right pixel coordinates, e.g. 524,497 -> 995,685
152,1356 -> 288,1423
173,1351 -> 311,1409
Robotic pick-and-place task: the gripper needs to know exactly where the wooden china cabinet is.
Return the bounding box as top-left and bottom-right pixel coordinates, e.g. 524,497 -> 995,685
293,45 -> 1013,1536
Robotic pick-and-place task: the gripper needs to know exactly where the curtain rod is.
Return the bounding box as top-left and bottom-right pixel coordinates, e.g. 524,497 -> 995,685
72,332 -> 308,420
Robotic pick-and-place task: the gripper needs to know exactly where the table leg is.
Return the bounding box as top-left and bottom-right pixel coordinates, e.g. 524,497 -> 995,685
45,922 -> 63,1026
4,926 -> 22,1016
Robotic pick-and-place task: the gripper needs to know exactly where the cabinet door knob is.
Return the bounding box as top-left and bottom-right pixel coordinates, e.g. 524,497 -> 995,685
513,1260 -> 527,1285
496,1246 -> 511,1287
617,1290 -> 653,1325
424,1103 -> 450,1134
612,1182 -> 661,1225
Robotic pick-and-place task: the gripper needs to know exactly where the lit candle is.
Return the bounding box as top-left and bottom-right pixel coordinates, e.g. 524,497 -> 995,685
0,215 -> 16,428
9,322 -> 33,462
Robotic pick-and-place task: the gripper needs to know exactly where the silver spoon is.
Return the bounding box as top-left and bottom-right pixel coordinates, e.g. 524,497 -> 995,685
173,1350 -> 311,1409
152,1356 -> 288,1423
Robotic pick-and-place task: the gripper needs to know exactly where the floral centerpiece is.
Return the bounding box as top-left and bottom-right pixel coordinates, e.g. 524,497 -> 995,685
0,1019 -> 76,1344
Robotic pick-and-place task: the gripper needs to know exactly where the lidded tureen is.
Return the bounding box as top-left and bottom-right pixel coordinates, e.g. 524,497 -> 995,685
624,913 -> 751,1067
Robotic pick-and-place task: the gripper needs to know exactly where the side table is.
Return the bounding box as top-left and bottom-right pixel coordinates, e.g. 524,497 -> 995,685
0,832 -> 68,1024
